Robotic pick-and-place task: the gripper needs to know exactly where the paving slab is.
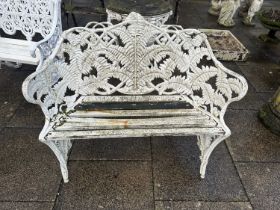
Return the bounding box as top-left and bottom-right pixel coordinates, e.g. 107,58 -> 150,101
228,92 -> 267,111
243,27 -> 280,64
222,62 -> 244,74
225,110 -> 280,162
152,136 -> 247,201
70,137 -> 151,160
236,163 -> 280,210
234,38 -> 270,65
0,128 -> 61,201
0,92 -> 23,127
221,63 -> 268,111
228,83 -> 268,111
0,68 -> 31,94
259,91 -> 275,103
176,1 -> 206,28
7,101 -> 44,128
0,67 -> 31,127
237,61 -> 280,92
178,0 -> 227,30
155,201 -> 253,210
55,161 -> 153,210
0,202 -> 54,210
177,14 -> 203,29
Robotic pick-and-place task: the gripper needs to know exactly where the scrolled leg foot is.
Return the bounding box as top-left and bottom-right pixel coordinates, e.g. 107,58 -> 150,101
197,134 -> 229,179
44,140 -> 73,183
197,134 -> 212,178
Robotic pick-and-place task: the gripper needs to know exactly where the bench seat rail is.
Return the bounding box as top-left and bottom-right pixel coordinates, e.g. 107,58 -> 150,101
22,12 -> 248,182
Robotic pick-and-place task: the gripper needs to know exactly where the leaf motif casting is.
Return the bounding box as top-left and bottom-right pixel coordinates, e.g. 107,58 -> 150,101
23,12 -> 248,125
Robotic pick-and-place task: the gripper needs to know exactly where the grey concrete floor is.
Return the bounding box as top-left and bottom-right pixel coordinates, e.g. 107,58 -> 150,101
0,0 -> 280,209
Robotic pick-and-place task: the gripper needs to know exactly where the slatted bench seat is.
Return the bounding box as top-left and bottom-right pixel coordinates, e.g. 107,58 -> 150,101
48,101 -> 223,140
0,0 -> 62,68
0,38 -> 40,65
22,12 -> 248,183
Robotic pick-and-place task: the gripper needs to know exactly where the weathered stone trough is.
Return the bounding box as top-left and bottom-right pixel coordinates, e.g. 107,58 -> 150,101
200,29 -> 249,61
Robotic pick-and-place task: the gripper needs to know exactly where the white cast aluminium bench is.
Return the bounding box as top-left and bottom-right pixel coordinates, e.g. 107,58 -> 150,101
0,0 -> 62,68
22,12 -> 248,183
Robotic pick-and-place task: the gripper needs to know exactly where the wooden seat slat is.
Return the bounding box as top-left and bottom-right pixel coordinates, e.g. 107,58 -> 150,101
82,95 -> 184,103
70,109 -> 203,118
48,127 -> 224,140
55,115 -> 217,131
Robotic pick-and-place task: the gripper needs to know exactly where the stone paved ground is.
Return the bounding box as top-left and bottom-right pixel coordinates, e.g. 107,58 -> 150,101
0,0 -> 280,209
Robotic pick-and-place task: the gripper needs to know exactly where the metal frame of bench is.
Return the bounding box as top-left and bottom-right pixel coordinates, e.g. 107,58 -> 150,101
0,0 -> 62,68
22,12 -> 248,183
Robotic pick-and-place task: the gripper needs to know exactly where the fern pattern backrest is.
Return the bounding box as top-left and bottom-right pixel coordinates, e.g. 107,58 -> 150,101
23,12 -> 248,123
0,0 -> 59,40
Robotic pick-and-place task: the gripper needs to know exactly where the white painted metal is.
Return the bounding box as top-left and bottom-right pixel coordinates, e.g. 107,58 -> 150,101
0,38 -> 40,65
22,12 -> 248,183
0,0 -> 62,67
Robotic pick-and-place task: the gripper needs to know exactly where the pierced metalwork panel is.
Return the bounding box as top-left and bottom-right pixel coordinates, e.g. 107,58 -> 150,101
0,0 -> 59,40
24,13 -> 247,122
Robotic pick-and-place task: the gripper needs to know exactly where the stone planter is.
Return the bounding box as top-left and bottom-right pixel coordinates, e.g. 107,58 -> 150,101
259,87 -> 280,136
200,29 -> 249,61
258,8 -> 280,43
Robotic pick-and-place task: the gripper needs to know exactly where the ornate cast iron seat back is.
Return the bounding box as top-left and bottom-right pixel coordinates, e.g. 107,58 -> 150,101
0,0 -> 62,66
22,12 -> 248,183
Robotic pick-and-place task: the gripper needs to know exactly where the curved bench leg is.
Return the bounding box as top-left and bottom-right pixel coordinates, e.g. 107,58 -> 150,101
197,134 -> 212,178
197,134 -> 228,179
44,140 -> 73,183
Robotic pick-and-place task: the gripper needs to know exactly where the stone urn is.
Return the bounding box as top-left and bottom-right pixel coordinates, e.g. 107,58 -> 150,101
258,8 -> 280,43
259,87 -> 280,136
106,0 -> 172,16
105,0 -> 173,25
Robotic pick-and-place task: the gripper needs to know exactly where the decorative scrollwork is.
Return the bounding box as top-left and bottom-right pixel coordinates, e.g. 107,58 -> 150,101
35,12 -> 62,59
23,12 -> 248,129
0,0 -> 59,40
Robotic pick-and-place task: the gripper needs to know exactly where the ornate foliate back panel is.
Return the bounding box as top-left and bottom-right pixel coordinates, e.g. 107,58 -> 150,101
0,0 -> 59,40
23,13 -> 247,123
